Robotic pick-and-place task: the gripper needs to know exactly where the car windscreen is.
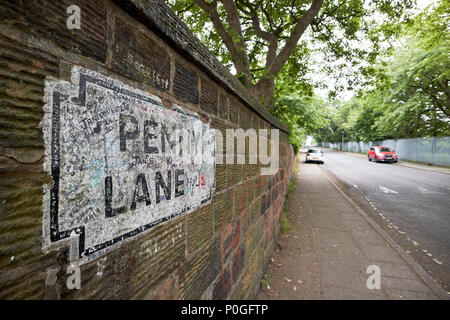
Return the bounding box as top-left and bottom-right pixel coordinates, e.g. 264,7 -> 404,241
307,149 -> 322,153
378,147 -> 391,152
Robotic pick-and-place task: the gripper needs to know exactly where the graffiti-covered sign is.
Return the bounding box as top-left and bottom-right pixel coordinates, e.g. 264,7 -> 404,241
42,67 -> 215,263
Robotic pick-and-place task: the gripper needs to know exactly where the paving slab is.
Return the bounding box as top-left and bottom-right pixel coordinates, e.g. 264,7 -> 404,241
257,158 -> 445,300
373,262 -> 421,280
322,284 -> 388,300
385,288 -> 437,300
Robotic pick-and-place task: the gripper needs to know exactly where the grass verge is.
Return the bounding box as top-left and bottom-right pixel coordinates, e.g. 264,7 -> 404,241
280,180 -> 296,234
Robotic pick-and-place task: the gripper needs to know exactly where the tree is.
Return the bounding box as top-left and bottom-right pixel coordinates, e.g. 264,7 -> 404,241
270,94 -> 326,152
392,0 -> 449,118
168,0 -> 414,107
373,0 -> 450,138
314,0 -> 450,144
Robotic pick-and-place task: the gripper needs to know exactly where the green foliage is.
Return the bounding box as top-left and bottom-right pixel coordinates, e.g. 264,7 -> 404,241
167,0 -> 414,101
280,207 -> 292,234
285,181 -> 296,203
270,94 -> 327,152
314,0 -> 450,143
260,273 -> 270,287
274,43 -> 314,99
168,1 -> 448,146
167,0 -> 421,146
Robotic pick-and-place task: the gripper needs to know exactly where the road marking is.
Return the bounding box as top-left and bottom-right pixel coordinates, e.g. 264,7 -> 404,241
417,186 -> 442,195
361,183 -> 445,272
327,163 -> 446,271
379,185 -> 399,194
417,186 -> 431,194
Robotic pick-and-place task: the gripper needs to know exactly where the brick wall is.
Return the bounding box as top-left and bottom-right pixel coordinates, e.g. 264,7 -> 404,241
0,0 -> 294,299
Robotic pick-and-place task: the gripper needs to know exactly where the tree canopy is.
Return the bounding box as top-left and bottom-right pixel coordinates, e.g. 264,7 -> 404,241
168,0 -> 414,107
314,0 -> 450,144
270,94 -> 327,152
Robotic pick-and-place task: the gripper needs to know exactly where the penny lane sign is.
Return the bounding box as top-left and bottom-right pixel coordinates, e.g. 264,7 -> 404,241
42,67 -> 215,264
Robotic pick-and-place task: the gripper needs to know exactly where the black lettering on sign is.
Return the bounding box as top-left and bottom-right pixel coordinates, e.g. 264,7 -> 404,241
120,114 -> 139,151
175,169 -> 185,198
43,67 -> 214,264
144,119 -> 159,154
105,176 -> 127,217
155,170 -> 172,204
130,173 -> 152,211
161,124 -> 176,153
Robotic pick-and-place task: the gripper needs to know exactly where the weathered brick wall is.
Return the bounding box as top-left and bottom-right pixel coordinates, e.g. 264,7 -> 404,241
0,0 -> 294,299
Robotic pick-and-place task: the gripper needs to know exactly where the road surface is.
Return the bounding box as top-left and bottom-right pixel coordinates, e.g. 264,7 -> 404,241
316,149 -> 450,292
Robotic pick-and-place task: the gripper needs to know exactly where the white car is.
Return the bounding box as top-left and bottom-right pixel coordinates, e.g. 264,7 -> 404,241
306,149 -> 325,164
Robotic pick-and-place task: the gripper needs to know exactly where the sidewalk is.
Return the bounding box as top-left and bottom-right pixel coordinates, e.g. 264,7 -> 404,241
257,158 -> 446,300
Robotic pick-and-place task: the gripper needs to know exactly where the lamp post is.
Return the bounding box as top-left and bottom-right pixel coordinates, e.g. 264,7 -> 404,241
341,131 -> 345,152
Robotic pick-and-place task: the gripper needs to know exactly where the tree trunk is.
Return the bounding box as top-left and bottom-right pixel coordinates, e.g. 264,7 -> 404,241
193,0 -> 325,108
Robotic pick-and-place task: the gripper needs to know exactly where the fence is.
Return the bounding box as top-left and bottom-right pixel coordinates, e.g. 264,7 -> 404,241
319,137 -> 450,167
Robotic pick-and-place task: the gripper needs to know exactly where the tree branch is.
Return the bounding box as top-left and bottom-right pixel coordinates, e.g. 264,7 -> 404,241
222,0 -> 252,81
194,0 -> 252,86
175,3 -> 196,16
412,84 -> 450,118
268,0 -> 324,77
241,1 -> 279,67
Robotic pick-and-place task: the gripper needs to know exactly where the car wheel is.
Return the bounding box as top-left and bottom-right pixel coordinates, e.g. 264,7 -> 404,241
374,156 -> 378,163
368,155 -> 371,162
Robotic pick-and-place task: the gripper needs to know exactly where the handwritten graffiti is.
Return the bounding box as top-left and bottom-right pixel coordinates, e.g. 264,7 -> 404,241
42,67 -> 215,264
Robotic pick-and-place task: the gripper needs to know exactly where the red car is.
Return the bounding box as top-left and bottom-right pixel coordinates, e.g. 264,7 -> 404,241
368,146 -> 398,163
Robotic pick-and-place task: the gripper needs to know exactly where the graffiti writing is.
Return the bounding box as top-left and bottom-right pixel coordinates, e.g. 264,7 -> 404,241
42,67 -> 215,264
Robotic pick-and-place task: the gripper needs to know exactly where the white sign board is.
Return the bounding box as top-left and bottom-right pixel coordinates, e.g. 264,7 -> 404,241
42,67 -> 215,263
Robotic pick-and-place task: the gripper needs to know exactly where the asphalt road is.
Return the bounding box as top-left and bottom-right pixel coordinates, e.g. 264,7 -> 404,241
314,149 -> 450,293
